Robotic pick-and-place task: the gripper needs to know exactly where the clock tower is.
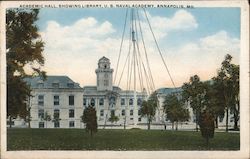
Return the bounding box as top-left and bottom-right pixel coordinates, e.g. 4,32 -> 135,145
95,56 -> 114,91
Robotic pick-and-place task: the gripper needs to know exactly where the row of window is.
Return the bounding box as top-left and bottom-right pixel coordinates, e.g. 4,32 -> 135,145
38,95 -> 143,107
38,109 -> 74,119
83,98 -> 143,106
37,82 -> 74,88
99,109 -> 141,116
38,109 -> 141,119
38,95 -> 74,106
38,118 -> 143,128
38,121 -> 75,128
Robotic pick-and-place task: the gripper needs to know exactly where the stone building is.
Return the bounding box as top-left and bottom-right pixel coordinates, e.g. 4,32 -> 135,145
9,56 -> 236,129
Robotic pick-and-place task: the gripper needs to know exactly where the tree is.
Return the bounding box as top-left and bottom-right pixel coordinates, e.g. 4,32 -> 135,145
108,114 -> 119,129
140,92 -> 158,130
199,110 -> 215,146
6,9 -> 46,127
82,105 -> 98,137
182,75 -> 206,131
43,111 -> 51,128
214,54 -> 239,131
203,80 -> 225,128
163,94 -> 189,130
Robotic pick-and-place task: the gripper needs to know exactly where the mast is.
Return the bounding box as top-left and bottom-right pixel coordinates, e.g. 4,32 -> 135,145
132,9 -> 137,126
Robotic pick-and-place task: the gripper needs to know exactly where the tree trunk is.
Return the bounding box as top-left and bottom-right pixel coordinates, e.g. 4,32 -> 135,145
233,113 -> 239,130
9,116 -> 12,128
233,103 -> 239,130
172,122 -> 174,130
226,107 -> 228,132
215,117 -> 218,128
148,119 -> 151,130
175,122 -> 178,131
124,117 -> 126,130
195,113 -> 198,132
28,119 -> 31,128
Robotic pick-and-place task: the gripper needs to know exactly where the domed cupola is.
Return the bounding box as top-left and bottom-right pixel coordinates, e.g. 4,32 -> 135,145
95,56 -> 114,91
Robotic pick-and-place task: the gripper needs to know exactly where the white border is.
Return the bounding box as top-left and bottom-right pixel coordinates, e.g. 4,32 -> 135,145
0,1 -> 249,159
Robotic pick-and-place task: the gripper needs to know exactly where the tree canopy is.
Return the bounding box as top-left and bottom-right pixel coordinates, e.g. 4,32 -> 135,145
82,106 -> 98,137
140,91 -> 158,130
6,9 -> 46,125
163,93 -> 189,130
181,75 -> 206,131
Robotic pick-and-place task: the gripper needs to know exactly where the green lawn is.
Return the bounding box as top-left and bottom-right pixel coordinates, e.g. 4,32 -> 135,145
7,128 -> 240,150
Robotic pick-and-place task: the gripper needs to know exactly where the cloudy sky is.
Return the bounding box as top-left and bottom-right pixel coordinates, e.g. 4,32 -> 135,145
35,7 -> 240,90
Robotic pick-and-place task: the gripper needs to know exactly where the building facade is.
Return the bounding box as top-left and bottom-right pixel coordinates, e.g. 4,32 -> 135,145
10,56 -> 237,129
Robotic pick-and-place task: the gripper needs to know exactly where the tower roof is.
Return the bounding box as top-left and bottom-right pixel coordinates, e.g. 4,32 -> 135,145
98,56 -> 110,63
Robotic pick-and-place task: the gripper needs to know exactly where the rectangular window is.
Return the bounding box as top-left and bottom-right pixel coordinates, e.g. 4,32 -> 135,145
54,109 -> 60,118
69,95 -> 74,105
121,98 -> 125,105
138,110 -> 141,116
52,83 -> 59,88
67,83 -> 74,88
100,110 -> 104,116
54,121 -> 60,128
104,80 -> 109,86
130,110 -> 133,116
99,98 -> 104,106
54,95 -> 59,105
138,118 -> 141,122
69,121 -> 75,128
39,122 -> 44,128
122,110 -> 125,116
129,99 -> 133,105
83,98 -> 87,106
111,110 -> 115,116
38,95 -> 44,106
69,109 -> 74,118
38,109 -> 44,119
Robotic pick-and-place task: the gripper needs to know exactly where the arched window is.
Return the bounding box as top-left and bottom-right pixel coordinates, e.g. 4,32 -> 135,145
109,96 -> 116,107
90,98 -> 95,106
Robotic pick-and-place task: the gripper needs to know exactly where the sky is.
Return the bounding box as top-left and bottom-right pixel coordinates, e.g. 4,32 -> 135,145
34,7 -> 240,90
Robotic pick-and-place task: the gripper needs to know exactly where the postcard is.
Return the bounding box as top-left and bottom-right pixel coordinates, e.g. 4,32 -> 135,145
0,0 -> 249,159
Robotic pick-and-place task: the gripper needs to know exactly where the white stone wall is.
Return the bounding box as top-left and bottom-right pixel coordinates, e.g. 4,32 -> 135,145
30,88 -> 83,128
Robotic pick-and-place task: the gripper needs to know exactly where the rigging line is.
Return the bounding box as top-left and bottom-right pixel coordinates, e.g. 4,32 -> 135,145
126,10 -> 132,92
143,8 -> 177,89
117,40 -> 132,87
134,44 -> 143,92
134,12 -> 145,93
113,8 -> 129,85
128,53 -> 134,91
136,9 -> 156,91
135,42 -> 151,96
128,9 -> 134,92
135,40 -> 152,96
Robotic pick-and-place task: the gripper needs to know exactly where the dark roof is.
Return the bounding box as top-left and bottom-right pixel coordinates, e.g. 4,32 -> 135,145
156,87 -> 182,95
98,56 -> 110,62
24,76 -> 81,89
